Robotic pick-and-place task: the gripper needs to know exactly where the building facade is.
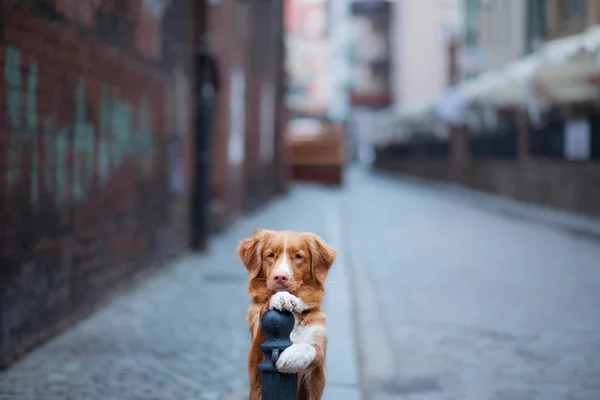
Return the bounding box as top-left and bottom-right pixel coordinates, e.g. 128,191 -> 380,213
348,0 -> 393,162
0,0 -> 287,367
480,0 -> 527,70
284,0 -> 331,118
326,0 -> 352,125
207,0 -> 288,223
546,0 -> 600,40
393,0 -> 450,104
373,0 -> 600,219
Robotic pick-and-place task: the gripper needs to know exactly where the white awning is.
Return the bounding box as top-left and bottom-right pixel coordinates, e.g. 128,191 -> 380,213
532,26 -> 600,103
459,72 -> 508,105
486,54 -> 541,106
399,100 -> 437,125
582,24 -> 600,55
460,74 -> 486,103
372,105 -> 421,145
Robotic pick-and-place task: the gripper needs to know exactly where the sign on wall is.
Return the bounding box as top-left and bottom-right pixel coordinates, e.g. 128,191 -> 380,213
260,82 -> 275,163
165,67 -> 189,139
228,68 -> 246,166
169,142 -> 184,196
143,0 -> 169,18
564,119 -> 591,161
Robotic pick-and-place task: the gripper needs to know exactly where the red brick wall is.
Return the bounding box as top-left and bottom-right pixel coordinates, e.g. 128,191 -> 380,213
0,1 -> 194,367
206,0 -> 288,230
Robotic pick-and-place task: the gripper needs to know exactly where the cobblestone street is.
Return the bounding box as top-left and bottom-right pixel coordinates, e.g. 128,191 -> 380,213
2,167 -> 600,399
0,175 -> 356,400
344,169 -> 600,400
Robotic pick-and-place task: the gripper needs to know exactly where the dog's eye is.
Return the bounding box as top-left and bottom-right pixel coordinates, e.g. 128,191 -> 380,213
267,252 -> 275,259
294,254 -> 303,260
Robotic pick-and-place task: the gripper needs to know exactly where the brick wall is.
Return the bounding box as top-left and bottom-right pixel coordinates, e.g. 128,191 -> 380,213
0,0 -> 194,367
206,0 -> 288,230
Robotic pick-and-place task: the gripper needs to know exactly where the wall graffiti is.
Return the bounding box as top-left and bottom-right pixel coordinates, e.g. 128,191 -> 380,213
0,2 -> 193,370
4,45 -> 156,206
143,0 -> 171,19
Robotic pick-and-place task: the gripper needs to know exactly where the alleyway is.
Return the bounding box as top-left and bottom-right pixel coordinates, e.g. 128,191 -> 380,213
2,168 -> 600,400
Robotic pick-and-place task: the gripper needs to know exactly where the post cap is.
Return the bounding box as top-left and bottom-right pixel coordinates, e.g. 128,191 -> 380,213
261,309 -> 295,339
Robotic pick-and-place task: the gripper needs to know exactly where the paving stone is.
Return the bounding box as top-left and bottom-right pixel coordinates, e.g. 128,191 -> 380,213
0,182 -> 354,399
3,167 -> 598,399
342,168 -> 600,400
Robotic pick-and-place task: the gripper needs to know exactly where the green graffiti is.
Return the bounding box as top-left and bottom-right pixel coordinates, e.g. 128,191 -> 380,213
27,65 -> 39,207
5,45 -> 41,205
5,46 -> 26,186
43,117 -> 56,189
98,85 -> 111,184
111,97 -> 133,169
54,130 -> 69,202
43,117 -> 69,203
135,94 -> 155,173
5,46 -> 22,132
4,44 -> 157,205
26,65 -> 38,134
73,80 -> 96,200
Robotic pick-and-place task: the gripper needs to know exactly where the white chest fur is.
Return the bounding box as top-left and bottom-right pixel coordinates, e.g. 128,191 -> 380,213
290,316 -> 326,346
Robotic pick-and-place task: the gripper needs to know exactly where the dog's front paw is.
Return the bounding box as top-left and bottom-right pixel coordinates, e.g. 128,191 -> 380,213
269,291 -> 308,313
276,343 -> 316,373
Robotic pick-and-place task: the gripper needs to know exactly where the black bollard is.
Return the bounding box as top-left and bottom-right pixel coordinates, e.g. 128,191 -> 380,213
258,309 -> 298,400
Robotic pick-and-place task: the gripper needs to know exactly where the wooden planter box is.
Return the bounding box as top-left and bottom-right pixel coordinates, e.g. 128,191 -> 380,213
288,124 -> 346,185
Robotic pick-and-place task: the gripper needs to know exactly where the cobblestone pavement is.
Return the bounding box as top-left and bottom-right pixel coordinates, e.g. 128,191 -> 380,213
342,168 -> 600,400
0,183 -> 352,400
2,167 -> 600,400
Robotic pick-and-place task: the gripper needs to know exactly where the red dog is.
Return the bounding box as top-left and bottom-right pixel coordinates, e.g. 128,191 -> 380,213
238,229 -> 337,400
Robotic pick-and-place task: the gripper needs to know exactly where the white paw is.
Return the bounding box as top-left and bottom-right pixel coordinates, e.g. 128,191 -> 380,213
269,291 -> 308,313
275,343 -> 316,373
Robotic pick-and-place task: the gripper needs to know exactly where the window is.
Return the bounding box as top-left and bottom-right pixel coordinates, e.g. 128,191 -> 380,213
549,0 -> 588,38
465,0 -> 479,46
563,0 -> 587,20
526,0 -> 547,53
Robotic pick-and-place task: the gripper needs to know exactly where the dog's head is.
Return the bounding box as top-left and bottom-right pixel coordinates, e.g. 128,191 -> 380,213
237,229 -> 337,296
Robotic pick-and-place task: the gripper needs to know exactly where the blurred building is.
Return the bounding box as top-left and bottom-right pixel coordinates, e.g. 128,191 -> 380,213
348,0 -> 393,162
478,0 -> 527,70
545,0 -> 600,39
326,0 -> 352,125
284,0 -> 331,118
351,0 -> 461,160
0,0 -> 287,367
438,0 -> 467,84
393,0 -> 450,105
460,0 -> 600,75
207,0 -> 288,221
373,0 -> 600,219
284,0 -> 348,186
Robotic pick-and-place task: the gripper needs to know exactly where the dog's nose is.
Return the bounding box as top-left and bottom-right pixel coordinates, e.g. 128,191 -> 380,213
273,272 -> 289,284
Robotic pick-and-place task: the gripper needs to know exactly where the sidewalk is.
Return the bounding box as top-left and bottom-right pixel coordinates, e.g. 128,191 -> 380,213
0,185 -> 361,400
374,168 -> 600,242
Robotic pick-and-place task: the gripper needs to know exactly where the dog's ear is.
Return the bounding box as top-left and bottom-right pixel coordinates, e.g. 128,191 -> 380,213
238,229 -> 267,279
309,235 -> 337,283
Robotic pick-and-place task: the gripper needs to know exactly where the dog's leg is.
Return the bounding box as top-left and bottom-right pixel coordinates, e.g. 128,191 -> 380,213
247,305 -> 266,400
275,310 -> 328,400
300,362 -> 326,400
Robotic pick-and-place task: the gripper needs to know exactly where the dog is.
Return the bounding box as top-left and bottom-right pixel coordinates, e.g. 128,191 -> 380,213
238,229 -> 337,400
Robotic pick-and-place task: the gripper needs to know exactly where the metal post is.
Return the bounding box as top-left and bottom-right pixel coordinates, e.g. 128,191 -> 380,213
259,309 -> 298,400
191,41 -> 218,251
